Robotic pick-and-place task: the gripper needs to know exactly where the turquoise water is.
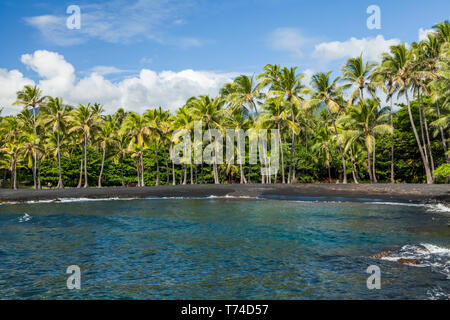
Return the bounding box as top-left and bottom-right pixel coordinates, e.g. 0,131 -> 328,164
0,198 -> 449,299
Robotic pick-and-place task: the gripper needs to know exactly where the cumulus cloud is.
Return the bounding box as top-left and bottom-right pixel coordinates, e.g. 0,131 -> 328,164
25,0 -> 201,47
0,69 -> 35,114
313,35 -> 401,61
268,28 -> 310,57
0,50 -> 236,115
418,28 -> 434,41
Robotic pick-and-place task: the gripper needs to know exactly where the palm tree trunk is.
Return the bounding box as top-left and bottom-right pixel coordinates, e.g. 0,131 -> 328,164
56,129 -> 63,189
136,159 -> 141,187
163,146 -> 169,185
278,123 -> 285,184
435,100 -> 448,155
170,144 -> 176,185
421,95 -> 435,179
417,91 -> 430,172
140,144 -> 145,187
98,145 -> 106,188
350,148 -> 359,184
155,140 -> 160,186
83,135 -> 88,188
201,162 -> 204,184
248,163 -> 252,184
390,98 -> 395,184
37,156 -> 41,190
183,164 -> 187,185
332,119 -> 348,184
121,161 -> 125,187
32,153 -> 37,189
288,131 -> 295,183
13,157 -> 17,190
32,106 -> 41,190
77,156 -> 83,188
366,144 -> 373,183
372,138 -> 377,183
405,91 -> 433,184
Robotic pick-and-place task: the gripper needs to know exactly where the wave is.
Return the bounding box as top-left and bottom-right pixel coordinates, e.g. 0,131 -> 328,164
380,243 -> 450,280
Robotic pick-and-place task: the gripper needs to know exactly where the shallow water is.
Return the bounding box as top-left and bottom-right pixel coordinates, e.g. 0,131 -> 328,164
0,198 -> 449,299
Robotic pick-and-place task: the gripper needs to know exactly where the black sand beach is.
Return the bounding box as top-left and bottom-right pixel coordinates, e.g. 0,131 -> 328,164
0,184 -> 449,204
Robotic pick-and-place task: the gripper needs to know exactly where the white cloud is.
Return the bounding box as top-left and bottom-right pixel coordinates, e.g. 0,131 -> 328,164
0,50 -> 236,115
90,66 -> 128,76
418,28 -> 434,41
25,0 -> 201,47
313,35 -> 401,61
269,28 -> 310,57
0,69 -> 35,114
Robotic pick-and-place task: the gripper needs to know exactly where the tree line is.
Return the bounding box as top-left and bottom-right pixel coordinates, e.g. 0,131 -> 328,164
1,21 -> 449,189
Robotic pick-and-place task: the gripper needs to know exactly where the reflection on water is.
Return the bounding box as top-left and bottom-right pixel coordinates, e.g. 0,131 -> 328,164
0,198 -> 448,299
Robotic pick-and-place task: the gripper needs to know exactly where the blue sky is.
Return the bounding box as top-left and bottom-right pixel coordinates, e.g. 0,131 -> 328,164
0,0 -> 449,114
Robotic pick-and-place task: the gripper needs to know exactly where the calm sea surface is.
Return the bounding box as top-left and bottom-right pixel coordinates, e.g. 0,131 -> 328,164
0,197 -> 449,299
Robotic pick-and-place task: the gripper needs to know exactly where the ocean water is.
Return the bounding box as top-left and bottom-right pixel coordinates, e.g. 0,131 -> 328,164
0,197 -> 449,300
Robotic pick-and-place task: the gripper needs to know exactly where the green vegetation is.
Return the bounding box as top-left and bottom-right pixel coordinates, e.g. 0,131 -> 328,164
1,21 -> 449,189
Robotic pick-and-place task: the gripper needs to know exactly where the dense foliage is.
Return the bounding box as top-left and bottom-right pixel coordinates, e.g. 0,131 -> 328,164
1,21 -> 449,189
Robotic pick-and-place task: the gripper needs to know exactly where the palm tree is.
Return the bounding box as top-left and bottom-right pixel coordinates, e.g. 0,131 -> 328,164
381,43 -> 434,183
261,96 -> 298,183
222,107 -> 250,184
40,97 -> 70,188
309,71 -> 349,183
13,85 -> 47,189
189,96 -> 223,184
371,60 -> 398,183
97,116 -> 115,188
121,112 -> 150,187
0,143 -> 22,190
262,67 -> 307,183
311,125 -> 333,182
340,100 -> 392,183
341,54 -> 378,104
223,75 -> 262,118
68,104 -> 103,188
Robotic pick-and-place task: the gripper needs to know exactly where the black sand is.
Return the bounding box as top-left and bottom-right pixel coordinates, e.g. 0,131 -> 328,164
0,184 -> 449,203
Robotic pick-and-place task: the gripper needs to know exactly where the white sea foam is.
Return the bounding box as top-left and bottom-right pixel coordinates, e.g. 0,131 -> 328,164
380,243 -> 450,279
18,213 -> 31,222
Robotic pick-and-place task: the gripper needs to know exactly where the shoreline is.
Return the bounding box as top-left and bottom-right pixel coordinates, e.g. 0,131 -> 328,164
0,184 -> 449,204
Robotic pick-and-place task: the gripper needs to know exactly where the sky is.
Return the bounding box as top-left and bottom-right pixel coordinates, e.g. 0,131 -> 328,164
0,0 -> 449,115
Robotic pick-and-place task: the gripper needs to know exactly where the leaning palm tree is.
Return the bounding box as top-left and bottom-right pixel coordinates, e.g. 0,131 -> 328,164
13,85 -> 47,189
68,104 -> 103,188
40,97 -> 70,188
381,43 -> 434,183
308,71 -> 349,183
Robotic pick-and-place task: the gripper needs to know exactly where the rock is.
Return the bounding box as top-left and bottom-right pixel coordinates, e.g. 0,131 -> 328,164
371,250 -> 391,259
415,244 -> 429,252
397,258 -> 420,265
